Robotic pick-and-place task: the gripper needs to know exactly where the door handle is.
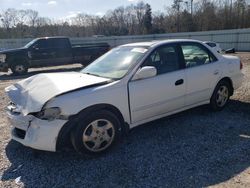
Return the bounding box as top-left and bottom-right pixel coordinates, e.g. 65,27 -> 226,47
214,70 -> 219,75
175,79 -> 184,86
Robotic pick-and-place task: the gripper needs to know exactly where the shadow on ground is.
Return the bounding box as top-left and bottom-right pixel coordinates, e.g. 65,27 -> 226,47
2,100 -> 250,187
0,66 -> 82,81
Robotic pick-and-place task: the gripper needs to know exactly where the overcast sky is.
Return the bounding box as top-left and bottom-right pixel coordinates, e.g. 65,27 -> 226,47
0,0 -> 173,19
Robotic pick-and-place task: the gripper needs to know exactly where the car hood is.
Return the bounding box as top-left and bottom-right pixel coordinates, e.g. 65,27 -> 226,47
0,47 -> 27,54
5,72 -> 110,115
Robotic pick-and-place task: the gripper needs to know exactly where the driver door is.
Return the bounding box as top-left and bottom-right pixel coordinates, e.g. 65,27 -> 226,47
29,39 -> 53,67
128,44 -> 186,124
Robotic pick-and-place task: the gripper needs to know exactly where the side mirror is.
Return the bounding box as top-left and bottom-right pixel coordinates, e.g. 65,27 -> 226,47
32,45 -> 39,50
132,66 -> 157,81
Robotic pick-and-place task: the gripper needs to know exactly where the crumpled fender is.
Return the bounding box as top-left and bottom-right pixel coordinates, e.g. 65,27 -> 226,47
5,72 -> 110,115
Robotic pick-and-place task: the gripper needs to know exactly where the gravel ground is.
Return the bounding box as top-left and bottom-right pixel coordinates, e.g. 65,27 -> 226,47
0,54 -> 250,188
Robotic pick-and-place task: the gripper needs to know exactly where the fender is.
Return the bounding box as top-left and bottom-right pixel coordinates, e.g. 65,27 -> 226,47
56,103 -> 128,151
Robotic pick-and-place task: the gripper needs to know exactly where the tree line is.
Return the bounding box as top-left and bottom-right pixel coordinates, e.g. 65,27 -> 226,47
0,0 -> 249,39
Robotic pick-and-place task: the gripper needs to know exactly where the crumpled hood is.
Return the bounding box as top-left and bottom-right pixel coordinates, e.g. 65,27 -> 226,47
5,72 -> 110,115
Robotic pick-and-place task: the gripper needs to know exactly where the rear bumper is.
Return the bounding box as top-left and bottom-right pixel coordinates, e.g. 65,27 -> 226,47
0,62 -> 8,72
232,72 -> 244,90
7,110 -> 67,152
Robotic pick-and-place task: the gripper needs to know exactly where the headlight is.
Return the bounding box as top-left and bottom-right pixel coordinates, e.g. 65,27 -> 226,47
35,107 -> 61,121
0,54 -> 6,62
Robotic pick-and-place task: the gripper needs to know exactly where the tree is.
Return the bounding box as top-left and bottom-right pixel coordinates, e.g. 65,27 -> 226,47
172,0 -> 182,32
1,1 -> 250,39
26,9 -> 39,27
143,3 -> 152,34
180,10 -> 195,32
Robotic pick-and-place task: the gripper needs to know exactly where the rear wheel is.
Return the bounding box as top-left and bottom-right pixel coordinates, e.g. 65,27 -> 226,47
210,80 -> 231,111
70,110 -> 121,154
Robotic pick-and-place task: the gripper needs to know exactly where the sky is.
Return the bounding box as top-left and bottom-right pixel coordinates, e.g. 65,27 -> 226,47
0,0 -> 173,20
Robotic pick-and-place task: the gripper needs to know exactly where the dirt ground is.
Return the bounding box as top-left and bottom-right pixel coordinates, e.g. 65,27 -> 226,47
0,54 -> 249,188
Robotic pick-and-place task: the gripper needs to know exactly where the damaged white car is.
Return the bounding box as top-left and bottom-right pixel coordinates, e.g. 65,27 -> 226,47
5,39 -> 244,154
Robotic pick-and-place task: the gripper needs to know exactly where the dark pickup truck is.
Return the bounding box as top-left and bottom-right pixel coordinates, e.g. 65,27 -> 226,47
0,37 -> 110,74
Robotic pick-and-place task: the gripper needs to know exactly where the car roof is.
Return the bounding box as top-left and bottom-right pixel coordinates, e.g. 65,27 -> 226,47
37,36 -> 67,40
121,39 -> 204,48
204,41 -> 216,44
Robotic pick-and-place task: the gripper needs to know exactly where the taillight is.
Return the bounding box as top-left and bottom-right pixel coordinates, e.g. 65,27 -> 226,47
240,61 -> 243,70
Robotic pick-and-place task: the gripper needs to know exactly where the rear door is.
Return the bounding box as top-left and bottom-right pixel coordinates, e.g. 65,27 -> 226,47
47,38 -> 73,66
128,44 -> 186,123
180,42 -> 221,106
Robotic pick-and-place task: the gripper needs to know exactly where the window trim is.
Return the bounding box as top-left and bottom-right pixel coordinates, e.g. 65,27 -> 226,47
179,42 -> 218,69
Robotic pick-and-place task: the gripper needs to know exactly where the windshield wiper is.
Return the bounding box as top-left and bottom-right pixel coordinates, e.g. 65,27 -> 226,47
84,72 -> 102,77
83,72 -> 117,81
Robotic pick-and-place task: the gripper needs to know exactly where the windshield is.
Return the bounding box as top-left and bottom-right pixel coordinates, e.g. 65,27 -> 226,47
24,39 -> 38,48
81,46 -> 148,79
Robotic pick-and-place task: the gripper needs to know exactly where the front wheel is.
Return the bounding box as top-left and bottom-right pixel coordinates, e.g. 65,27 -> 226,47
71,110 -> 121,154
11,64 -> 28,75
210,81 -> 231,111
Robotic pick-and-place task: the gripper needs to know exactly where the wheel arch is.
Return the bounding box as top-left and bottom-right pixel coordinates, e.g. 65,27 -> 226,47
8,55 -> 29,66
217,77 -> 234,96
9,56 -> 30,74
56,103 -> 128,151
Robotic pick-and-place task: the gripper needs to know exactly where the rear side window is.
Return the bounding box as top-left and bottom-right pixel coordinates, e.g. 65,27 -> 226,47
206,42 -> 216,47
181,43 -> 217,68
143,45 -> 180,75
47,38 -> 70,48
57,39 -> 70,48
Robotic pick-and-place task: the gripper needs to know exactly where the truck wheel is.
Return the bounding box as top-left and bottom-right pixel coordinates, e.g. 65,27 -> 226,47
210,80 -> 231,111
11,64 -> 28,75
70,110 -> 122,155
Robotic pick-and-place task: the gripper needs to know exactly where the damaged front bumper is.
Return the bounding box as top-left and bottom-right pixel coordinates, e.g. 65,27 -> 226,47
7,107 -> 67,152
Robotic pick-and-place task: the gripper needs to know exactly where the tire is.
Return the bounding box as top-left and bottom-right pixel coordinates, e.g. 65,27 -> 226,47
210,80 -> 231,111
11,63 -> 28,75
70,110 -> 122,155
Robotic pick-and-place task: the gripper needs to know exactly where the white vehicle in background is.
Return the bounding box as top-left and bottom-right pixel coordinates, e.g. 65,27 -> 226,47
204,41 -> 222,53
5,39 -> 244,154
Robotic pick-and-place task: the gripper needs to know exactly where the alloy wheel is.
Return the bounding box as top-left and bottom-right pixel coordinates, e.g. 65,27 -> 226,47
82,119 -> 115,152
216,85 -> 229,107
14,65 -> 25,73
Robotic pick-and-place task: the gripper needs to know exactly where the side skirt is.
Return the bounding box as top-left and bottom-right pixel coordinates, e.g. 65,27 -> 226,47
129,100 -> 210,129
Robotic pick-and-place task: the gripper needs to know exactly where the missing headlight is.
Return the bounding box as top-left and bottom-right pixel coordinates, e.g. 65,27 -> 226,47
33,107 -> 65,121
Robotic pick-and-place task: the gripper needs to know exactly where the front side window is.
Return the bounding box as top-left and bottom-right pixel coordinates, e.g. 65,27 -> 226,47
143,45 -> 180,75
181,43 -> 217,68
34,39 -> 48,49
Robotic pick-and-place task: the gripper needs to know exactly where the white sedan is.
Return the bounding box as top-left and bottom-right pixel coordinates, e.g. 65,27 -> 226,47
5,39 -> 244,154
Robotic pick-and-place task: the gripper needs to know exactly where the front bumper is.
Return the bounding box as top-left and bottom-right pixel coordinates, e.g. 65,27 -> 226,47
7,110 -> 67,152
